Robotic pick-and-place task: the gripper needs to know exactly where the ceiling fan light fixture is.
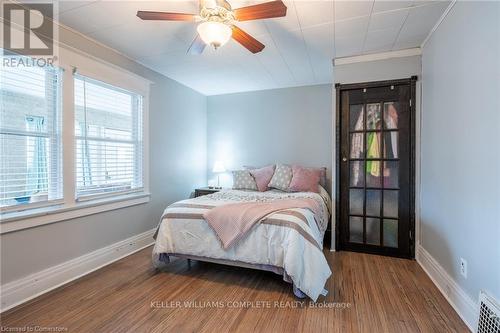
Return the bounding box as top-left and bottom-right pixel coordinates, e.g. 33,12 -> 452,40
197,21 -> 232,49
137,0 -> 287,54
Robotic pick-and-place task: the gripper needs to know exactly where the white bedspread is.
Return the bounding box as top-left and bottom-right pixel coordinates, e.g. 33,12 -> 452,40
152,189 -> 332,301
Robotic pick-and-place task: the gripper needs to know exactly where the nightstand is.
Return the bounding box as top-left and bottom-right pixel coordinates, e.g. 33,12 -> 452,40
194,187 -> 221,198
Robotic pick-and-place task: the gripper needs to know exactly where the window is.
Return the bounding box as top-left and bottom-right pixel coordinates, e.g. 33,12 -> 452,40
0,47 -> 149,231
0,65 -> 62,210
74,75 -> 143,199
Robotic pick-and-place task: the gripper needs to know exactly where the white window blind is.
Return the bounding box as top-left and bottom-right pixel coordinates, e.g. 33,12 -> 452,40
74,74 -> 143,199
0,64 -> 63,210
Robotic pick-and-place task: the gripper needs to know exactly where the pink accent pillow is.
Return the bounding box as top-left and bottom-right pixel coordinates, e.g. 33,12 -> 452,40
249,165 -> 275,192
288,165 -> 321,193
308,167 -> 327,188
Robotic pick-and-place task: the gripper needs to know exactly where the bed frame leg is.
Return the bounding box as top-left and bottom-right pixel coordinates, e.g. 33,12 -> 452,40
187,258 -> 192,269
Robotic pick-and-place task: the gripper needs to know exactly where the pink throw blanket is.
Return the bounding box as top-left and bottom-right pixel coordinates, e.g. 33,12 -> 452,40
203,198 -> 321,249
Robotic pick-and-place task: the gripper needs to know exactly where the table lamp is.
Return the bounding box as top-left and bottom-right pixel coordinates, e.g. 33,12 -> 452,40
212,161 -> 226,189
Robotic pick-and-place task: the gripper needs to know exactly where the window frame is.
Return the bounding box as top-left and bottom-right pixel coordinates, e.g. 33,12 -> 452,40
0,46 -> 151,234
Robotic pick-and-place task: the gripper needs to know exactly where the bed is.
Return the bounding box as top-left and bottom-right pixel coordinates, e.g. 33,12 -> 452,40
152,188 -> 332,301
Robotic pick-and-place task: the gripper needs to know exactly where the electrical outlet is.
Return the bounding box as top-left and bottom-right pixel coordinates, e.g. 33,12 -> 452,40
460,258 -> 467,278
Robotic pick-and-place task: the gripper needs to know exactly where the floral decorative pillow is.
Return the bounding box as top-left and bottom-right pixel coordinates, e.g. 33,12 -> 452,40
232,170 -> 258,191
268,164 -> 293,191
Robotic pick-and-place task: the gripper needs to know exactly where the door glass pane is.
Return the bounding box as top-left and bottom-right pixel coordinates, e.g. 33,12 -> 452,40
350,104 -> 364,130
366,162 -> 381,187
366,132 -> 381,158
350,161 -> 364,187
366,103 -> 381,129
383,161 -> 398,188
349,189 -> 364,215
366,218 -> 380,245
384,131 -> 398,158
366,190 -> 380,216
350,133 -> 364,158
383,219 -> 398,247
349,216 -> 363,243
384,102 -> 399,129
383,190 -> 398,218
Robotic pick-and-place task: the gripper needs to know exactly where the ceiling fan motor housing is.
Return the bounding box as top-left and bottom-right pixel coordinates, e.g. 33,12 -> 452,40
198,5 -> 235,25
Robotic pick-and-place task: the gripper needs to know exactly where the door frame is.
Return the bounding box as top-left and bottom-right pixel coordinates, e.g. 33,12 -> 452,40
334,77 -> 417,259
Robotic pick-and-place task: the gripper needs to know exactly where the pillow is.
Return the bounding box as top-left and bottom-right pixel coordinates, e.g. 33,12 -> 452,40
268,164 -> 293,191
309,167 -> 327,188
249,165 -> 275,192
288,165 -> 321,193
232,170 -> 258,191
252,165 -> 327,188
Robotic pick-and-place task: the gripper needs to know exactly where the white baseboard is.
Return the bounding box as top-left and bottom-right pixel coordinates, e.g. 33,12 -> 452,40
0,228 -> 155,313
416,245 -> 478,332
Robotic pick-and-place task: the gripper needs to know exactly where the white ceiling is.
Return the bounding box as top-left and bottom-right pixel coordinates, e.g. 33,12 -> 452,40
57,0 -> 450,95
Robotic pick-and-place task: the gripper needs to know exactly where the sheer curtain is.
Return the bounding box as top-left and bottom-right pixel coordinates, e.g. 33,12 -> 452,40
25,116 -> 47,195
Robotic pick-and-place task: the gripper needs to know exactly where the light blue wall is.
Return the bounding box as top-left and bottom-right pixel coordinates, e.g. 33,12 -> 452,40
206,85 -> 333,189
421,1 -> 500,301
335,55 -> 421,84
0,26 -> 207,284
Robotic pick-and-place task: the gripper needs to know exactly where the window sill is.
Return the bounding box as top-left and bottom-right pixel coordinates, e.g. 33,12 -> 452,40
0,192 -> 151,234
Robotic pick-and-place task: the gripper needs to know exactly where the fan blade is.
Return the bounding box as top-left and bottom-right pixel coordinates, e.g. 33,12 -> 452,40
137,11 -> 195,21
231,26 -> 265,53
187,34 -> 206,55
233,0 -> 287,21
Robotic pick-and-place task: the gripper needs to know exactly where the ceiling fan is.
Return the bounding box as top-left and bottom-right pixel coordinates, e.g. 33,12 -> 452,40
136,0 -> 287,54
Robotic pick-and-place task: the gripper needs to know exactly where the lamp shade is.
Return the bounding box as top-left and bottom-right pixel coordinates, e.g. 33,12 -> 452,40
213,161 -> 226,173
197,21 -> 232,49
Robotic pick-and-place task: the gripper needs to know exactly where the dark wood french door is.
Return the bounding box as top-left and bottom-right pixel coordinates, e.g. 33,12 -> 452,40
336,78 -> 416,258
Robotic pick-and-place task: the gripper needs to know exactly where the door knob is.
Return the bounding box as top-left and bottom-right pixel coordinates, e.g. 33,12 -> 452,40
342,157 -> 348,162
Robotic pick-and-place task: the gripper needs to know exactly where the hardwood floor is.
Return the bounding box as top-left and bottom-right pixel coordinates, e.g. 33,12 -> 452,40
1,247 -> 469,333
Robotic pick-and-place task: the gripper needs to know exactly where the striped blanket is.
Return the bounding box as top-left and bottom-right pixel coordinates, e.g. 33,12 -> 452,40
152,189 -> 332,301
203,198 -> 322,249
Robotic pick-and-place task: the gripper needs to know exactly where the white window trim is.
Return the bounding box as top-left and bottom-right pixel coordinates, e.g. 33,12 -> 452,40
0,199 -> 65,214
0,192 -> 151,234
0,46 -> 151,234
